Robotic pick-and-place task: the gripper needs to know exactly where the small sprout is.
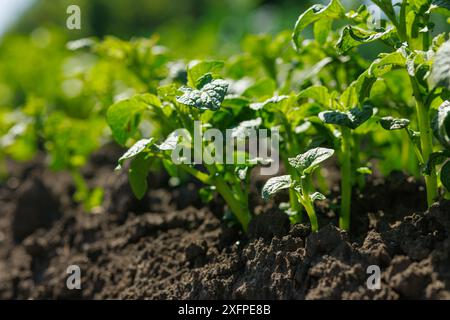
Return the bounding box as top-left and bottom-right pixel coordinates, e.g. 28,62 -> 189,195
262,147 -> 334,232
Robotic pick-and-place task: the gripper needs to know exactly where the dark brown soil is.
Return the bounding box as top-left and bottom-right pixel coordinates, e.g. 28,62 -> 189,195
0,144 -> 449,299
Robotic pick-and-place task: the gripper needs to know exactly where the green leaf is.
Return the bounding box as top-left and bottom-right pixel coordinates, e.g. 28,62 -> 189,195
340,83 -> 358,110
117,138 -> 154,169
345,5 -> 371,24
310,191 -> 326,202
423,151 -> 450,175
433,100 -> 450,149
262,175 -> 292,200
107,94 -> 161,145
223,96 -> 251,109
187,60 -> 224,88
292,0 -> 345,50
195,73 -> 214,89
357,167 -> 373,175
410,0 -> 432,13
314,19 -> 333,45
441,161 -> 450,191
339,72 -> 377,107
302,58 -> 334,83
406,51 -> 427,78
159,130 -> 189,151
250,96 -> 289,111
336,26 -> 394,54
242,78 -> 276,98
288,147 -> 335,175
176,77 -> 228,111
129,153 -> 152,200
379,117 -> 410,130
369,50 -> 407,78
297,86 -> 332,107
431,40 -> 450,91
231,118 -> 262,139
319,104 -> 374,129
162,159 -> 179,177
431,0 -> 450,11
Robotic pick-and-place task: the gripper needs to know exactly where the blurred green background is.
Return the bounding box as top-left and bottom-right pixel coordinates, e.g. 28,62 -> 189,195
1,0 -> 336,123
2,0 -> 341,57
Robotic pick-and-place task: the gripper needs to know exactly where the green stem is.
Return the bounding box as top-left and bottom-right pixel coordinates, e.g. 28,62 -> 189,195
398,1 -> 408,42
353,134 -> 365,189
339,128 -> 352,231
289,187 -> 303,221
402,130 -> 420,177
410,77 -> 438,206
299,175 -> 319,232
214,178 -> 251,231
404,129 -> 424,165
179,164 -> 211,184
422,15 -> 430,51
299,193 -> 318,232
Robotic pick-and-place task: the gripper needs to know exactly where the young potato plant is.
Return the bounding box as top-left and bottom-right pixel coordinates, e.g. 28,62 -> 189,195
262,147 -> 334,232
292,0 -> 449,230
297,84 -> 375,231
250,95 -> 314,223
319,101 -> 375,231
234,31 -> 365,224
333,0 -> 450,206
108,63 -> 275,231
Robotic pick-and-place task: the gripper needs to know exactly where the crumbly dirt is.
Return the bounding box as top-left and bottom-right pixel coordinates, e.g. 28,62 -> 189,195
0,144 -> 449,299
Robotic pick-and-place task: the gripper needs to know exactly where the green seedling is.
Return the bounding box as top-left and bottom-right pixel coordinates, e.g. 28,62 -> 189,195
293,0 -> 449,223
331,0 -> 450,206
262,147 -> 334,232
318,102 -> 374,231
108,68 -> 276,231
